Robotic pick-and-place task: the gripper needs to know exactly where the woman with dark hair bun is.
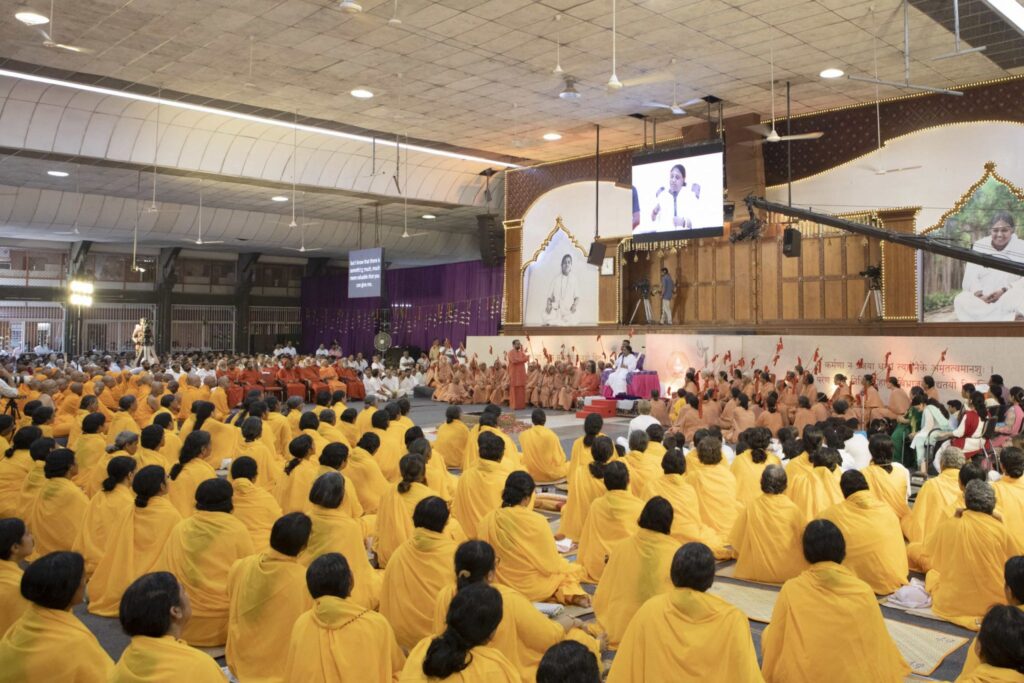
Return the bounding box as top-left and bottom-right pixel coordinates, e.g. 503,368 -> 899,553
25,449 -> 87,560
731,427 -> 781,506
576,461 -> 644,582
73,455 -> 136,576
179,399 -> 236,467
537,641 -> 601,683
0,427 -> 41,518
275,434 -> 317,514
558,435 -> 615,540
345,431 -> 390,514
166,430 -> 217,518
0,517 -> 33,633
569,413 -> 604,478
402,583 -> 517,682
87,465 -> 182,617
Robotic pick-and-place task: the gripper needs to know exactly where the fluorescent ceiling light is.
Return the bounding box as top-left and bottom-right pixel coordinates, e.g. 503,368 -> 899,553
271,195 -> 289,202
421,214 -> 436,219
819,68 -> 845,79
350,88 -> 374,99
15,7 -> 48,25
0,69 -> 520,169
543,132 -> 562,141
47,170 -> 69,177
981,0 -> 1024,36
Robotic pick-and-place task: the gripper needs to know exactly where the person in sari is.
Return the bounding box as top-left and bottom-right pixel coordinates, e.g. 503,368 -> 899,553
890,390 -> 924,468
910,398 -> 951,476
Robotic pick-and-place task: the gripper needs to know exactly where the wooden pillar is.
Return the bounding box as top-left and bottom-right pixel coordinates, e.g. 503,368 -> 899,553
876,208 -> 920,320
502,220 -> 523,325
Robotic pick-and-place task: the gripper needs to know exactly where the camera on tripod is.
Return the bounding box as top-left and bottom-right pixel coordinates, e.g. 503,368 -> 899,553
859,265 -> 882,291
630,278 -> 652,299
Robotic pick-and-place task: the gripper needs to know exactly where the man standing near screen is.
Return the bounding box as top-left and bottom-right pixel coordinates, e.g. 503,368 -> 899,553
660,267 -> 675,325
651,164 -> 693,230
508,339 -> 529,411
543,254 -> 579,325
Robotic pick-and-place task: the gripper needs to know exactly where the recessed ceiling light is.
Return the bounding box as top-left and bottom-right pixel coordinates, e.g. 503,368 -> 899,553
819,68 -> 845,79
350,88 -> 374,99
421,214 -> 436,220
338,0 -> 363,13
271,195 -> 289,202
47,170 -> 69,177
14,6 -> 48,25
543,132 -> 562,141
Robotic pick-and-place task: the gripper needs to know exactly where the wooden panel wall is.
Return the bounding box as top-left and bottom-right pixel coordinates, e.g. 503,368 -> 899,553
502,223 -> 522,325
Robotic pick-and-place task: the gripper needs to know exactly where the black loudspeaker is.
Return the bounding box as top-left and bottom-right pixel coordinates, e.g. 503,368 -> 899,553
783,227 -> 801,257
477,214 -> 504,266
587,242 -> 606,266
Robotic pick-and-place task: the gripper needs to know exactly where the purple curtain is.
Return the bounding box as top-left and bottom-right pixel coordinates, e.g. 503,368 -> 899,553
301,260 -> 503,355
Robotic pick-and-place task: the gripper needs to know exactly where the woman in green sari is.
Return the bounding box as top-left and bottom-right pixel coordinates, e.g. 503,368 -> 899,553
891,389 -> 924,469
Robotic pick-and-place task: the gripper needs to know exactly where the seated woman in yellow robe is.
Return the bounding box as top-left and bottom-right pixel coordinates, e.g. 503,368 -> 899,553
72,413 -> 108,489
0,551 -> 114,680
376,454 -> 434,567
463,409 -> 523,473
337,408 -> 361,447
731,427 -> 782,506
958,559 -> 1024,680
25,449 -> 89,560
435,406 -> 470,470
520,409 -> 570,483
623,431 -> 662,497
406,429 -> 457,503
902,447 -> 964,543
380,496 -> 460,651
0,518 -> 32,635
787,446 -> 844,520
17,436 -> 54,519
106,396 -> 141,447
112,571 -> 226,682
577,462 -> 644,583
558,435 -> 614,541
0,426 -> 41,518
860,433 -> 910,520
226,513 -> 313,683
274,434 -> 319,514
88,466 -> 182,617
166,431 -> 218,518
157,478 -> 254,647
136,424 -> 174,471
686,436 -> 741,538
403,582 -> 518,683
84,430 -> 138,497
593,497 -> 680,647
761,519 -> 910,682
236,417 -> 280,490
607,542 -> 763,683
452,432 -> 510,538
729,465 -> 808,583
956,605 -> 1024,683
228,456 -> 282,552
73,456 -> 136,577
179,401 -> 236,469
346,432 -> 390,514
433,540 -> 596,682
285,552 -> 406,682
567,413 -> 604,483
299,473 -> 382,609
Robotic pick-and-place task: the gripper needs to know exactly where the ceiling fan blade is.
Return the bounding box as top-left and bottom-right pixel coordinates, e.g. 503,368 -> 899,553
283,247 -> 306,252
53,43 -> 92,54
776,132 -> 824,141
642,101 -> 673,110
872,164 -> 922,175
200,240 -> 225,244
302,247 -> 322,252
747,123 -> 773,137
679,97 -> 704,107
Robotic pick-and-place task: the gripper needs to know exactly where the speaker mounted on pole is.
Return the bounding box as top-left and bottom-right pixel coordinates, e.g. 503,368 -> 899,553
782,227 -> 801,258
476,214 -> 504,266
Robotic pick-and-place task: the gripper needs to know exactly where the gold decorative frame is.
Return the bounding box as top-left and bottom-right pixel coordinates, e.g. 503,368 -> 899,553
518,216 -> 591,324
919,161 -> 1024,236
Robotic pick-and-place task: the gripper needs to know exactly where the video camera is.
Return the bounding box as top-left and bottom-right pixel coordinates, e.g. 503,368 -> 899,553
859,265 -> 882,291
631,278 -> 652,299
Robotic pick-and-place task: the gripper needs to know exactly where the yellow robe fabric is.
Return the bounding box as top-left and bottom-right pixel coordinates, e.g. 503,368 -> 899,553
557,467 -> 607,540
157,510 -> 255,647
135,447 -> 170,472
607,588 -> 764,683
371,427 -> 404,483
210,387 -> 230,421
955,663 -> 1024,683
687,462 -> 741,538
284,596 -> 405,683
226,550 -> 312,683
861,464 -> 910,519
0,605 -> 114,681
993,475 -> 1024,549
577,489 -> 644,583
924,510 -> 1020,630
346,446 -> 390,514
87,495 -> 182,617
593,528 -> 679,647
463,425 -> 523,472
761,561 -> 909,683
16,461 -> 45,519
264,413 -> 291,458
784,452 -> 812,481
110,635 -> 226,682
787,466 -> 843,520
298,505 -> 382,610
434,420 -> 470,469
424,453 -> 457,503
0,560 -> 28,637
402,640 -> 518,683
236,439 -> 279,491
0,449 -> 32,517
819,491 -> 908,595
354,407 -> 377,438
379,527 -> 457,650
106,412 -> 141,446
26,476 -> 89,560
84,449 -> 131,499
73,483 -> 134,576
478,505 -> 587,603
158,431 -> 183,471
301,428 -> 331,460
374,481 -> 433,568
641,474 -> 732,559
72,433 -> 108,488
452,458 -> 507,538
180,417 -> 236,468
731,451 -> 783,507
230,478 -> 283,553
902,468 -> 962,543
318,422 -> 351,449
274,458 -> 318,514
623,449 -> 663,498
167,458 -> 218,518
337,420 -> 359,447
729,493 -> 808,583
520,425 -> 569,482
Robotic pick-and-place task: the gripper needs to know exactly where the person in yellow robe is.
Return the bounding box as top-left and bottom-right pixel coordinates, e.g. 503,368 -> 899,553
622,431 -> 662,497
84,430 -> 138,497
179,402 -> 236,468
761,519 -> 910,682
153,413 -> 184,467
337,408 -> 360,447
375,454 -> 432,567
0,519 -> 32,635
558,436 -> 613,540
111,571 -> 226,682
403,582 -> 518,683
87,465 -> 182,617
25,449 -> 89,560
167,431 -> 218,517
577,462 -> 644,583
406,434 -> 457,506
106,396 -> 141,446
593,497 -> 679,647
298,412 -> 332,460
380,496 -> 459,650
157,478 -> 254,646
369,411 -> 404,482
537,641 -> 602,683
731,428 -> 782,506
226,512 -> 313,683
729,464 -> 808,583
347,432 -> 390,514
902,447 -> 964,543
452,432 -> 509,538
355,399 -> 378,438
520,409 -> 570,483
284,552 -> 406,682
908,463 -> 986,573
993,447 -> 1024,549
955,604 -> 1024,683
782,427 -> 823,482
0,551 -> 114,681
73,456 -> 136,577
299,472 -> 382,609
925,480 -> 1021,630
317,409 -> 351,448
136,424 -> 172,471
687,437 -> 741,538
433,540 -> 596,682
607,542 -> 764,683
958,557 -> 1024,680
787,446 -> 843,519
861,434 -> 910,520
72,413 -> 108,488
235,417 -> 279,490
463,411 -> 523,472
819,470 -> 908,595
16,436 -> 54,519
315,444 -> 369,525
275,434 -> 319,514
0,426 -> 41,518
229,456 -> 283,552
435,406 -> 470,470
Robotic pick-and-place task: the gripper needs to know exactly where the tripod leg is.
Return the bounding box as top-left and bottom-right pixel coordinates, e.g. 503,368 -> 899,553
628,298 -> 643,325
859,291 -> 872,320
873,291 -> 883,319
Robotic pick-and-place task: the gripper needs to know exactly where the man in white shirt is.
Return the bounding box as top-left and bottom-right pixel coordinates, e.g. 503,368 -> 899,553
363,369 -> 391,401
542,254 -> 580,325
354,353 -> 369,373
399,370 -> 419,397
382,369 -> 401,398
627,400 -> 660,439
315,344 -> 329,357
371,355 -> 386,374
953,213 -> 1024,321
606,340 -> 638,396
398,351 -> 414,371
282,341 -> 297,357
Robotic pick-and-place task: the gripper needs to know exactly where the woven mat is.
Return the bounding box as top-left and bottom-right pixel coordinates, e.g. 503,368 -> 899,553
715,562 -> 784,587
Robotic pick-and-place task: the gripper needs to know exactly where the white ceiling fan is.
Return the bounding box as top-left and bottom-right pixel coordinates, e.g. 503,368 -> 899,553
281,116 -> 322,253
26,0 -> 92,53
644,80 -> 703,116
182,182 -> 223,246
56,175 -> 83,235
748,27 -> 824,144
